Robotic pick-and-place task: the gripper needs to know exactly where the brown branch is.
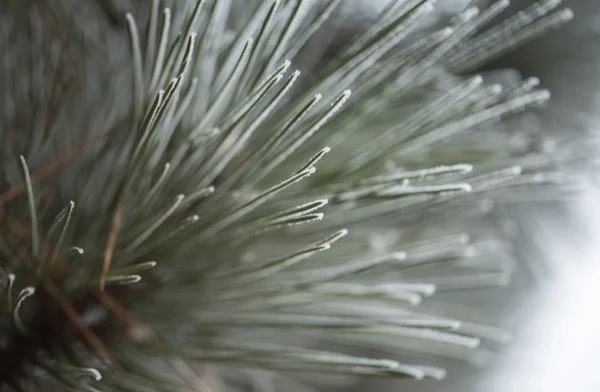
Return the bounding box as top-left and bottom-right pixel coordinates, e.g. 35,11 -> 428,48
0,130 -> 112,207
3,214 -> 201,385
1,217 -> 112,364
92,288 -> 204,390
43,280 -> 112,363
92,287 -> 152,342
100,185 -> 130,290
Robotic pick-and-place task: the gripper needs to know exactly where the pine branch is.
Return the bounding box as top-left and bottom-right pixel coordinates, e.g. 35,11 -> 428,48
0,0 -> 574,391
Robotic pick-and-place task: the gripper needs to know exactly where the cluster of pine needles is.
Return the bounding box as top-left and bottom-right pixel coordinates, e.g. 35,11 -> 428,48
0,0 -> 574,391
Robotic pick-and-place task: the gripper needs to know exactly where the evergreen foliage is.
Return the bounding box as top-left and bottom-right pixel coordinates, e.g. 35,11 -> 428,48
0,1 -> 572,390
